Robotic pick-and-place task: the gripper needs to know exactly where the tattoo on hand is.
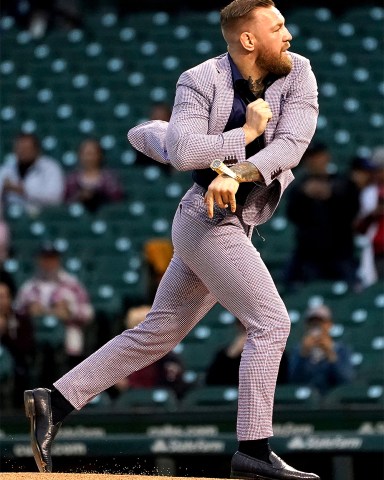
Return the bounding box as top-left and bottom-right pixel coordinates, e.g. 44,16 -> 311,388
231,162 -> 263,183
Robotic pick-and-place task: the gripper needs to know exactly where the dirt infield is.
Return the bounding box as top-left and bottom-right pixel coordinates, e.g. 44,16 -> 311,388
0,475 -> 223,480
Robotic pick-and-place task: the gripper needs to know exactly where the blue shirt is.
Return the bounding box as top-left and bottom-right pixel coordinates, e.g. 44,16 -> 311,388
289,342 -> 355,394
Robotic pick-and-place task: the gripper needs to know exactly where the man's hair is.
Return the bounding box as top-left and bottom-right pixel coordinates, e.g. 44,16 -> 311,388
15,132 -> 41,150
220,0 -> 275,31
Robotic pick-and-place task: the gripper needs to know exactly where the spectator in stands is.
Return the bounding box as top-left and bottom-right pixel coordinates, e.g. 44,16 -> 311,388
206,319 -> 289,386
1,0 -> 83,39
109,304 -> 188,400
0,281 -> 35,407
283,142 -> 360,290
14,241 -> 94,381
0,216 -> 10,263
289,305 -> 354,395
143,237 -> 174,303
349,155 -> 375,194
0,133 -> 65,216
65,138 -> 124,213
0,264 -> 17,299
355,146 -> 384,287
134,102 -> 175,175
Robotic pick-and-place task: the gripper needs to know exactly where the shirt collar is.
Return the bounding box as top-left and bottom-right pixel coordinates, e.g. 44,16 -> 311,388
228,54 -> 244,85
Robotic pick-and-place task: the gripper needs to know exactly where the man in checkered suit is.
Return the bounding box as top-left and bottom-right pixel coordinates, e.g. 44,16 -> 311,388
25,1 -> 320,478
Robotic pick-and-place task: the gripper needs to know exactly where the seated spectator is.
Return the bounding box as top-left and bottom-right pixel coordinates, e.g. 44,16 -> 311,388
349,155 -> 375,194
2,0 -> 83,39
0,216 -> 10,262
65,138 -> 124,213
109,304 -> 188,400
283,142 -> 360,290
0,133 -> 65,216
134,102 -> 174,174
289,305 -> 354,395
0,281 -> 35,408
355,146 -> 384,287
0,264 -> 16,299
206,319 -> 289,386
14,241 -> 94,383
143,237 -> 174,303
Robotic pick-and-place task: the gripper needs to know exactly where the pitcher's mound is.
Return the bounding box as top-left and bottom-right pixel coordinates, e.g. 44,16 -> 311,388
0,474 -> 225,480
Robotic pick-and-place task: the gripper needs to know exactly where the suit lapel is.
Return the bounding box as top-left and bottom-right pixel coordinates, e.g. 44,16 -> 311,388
264,77 -> 286,144
208,54 -> 234,135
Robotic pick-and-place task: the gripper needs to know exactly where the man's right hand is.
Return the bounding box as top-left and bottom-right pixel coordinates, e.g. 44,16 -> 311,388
242,98 -> 272,145
3,178 -> 24,195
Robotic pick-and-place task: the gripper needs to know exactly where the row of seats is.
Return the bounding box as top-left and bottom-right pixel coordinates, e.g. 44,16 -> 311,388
1,7 -> 383,164
82,382 -> 384,411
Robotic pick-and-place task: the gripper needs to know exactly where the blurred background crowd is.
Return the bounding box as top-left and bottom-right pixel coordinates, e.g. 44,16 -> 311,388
0,0 -> 383,412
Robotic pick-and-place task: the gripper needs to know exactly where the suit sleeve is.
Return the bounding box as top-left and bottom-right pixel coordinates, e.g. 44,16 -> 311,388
247,59 -> 319,186
165,70 -> 247,171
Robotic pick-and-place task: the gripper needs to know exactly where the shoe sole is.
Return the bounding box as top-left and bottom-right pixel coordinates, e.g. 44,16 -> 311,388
24,390 -> 48,473
231,471 -> 273,480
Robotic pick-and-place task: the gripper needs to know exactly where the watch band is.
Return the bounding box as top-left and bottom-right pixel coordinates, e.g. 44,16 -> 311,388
210,160 -> 240,182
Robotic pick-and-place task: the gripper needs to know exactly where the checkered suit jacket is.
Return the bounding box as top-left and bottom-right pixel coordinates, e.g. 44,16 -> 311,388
128,52 -> 318,225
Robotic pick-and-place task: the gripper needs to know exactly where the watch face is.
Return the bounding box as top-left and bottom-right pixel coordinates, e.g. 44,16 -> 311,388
211,160 -> 222,169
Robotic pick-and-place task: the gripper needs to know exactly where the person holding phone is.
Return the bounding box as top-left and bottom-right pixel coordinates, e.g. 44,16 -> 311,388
289,305 -> 355,394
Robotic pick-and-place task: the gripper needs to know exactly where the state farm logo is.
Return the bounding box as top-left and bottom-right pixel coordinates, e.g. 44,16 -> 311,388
287,435 -> 363,451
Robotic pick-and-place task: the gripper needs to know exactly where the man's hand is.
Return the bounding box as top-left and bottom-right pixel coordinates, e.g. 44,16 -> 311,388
302,178 -> 331,200
3,178 -> 24,195
242,98 -> 272,145
29,302 -> 47,317
51,300 -> 72,322
204,175 -> 239,218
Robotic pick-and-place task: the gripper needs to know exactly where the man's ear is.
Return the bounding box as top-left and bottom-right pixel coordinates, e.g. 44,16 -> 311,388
240,31 -> 256,51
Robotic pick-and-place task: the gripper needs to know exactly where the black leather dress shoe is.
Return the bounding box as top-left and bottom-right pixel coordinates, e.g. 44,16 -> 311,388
24,388 -> 62,473
231,451 -> 321,480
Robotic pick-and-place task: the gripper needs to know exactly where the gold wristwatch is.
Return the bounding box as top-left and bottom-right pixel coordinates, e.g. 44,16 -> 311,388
210,159 -> 240,182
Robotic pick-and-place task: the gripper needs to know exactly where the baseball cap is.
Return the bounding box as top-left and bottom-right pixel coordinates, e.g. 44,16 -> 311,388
350,155 -> 375,171
305,305 -> 332,321
38,240 -> 60,256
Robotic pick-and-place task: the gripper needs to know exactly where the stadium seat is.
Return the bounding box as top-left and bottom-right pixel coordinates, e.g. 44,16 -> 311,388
184,324 -> 236,349
274,385 -> 321,408
353,351 -> 384,385
33,315 -> 66,348
83,392 -> 112,409
0,345 -> 15,409
113,387 -> 179,411
0,344 -> 15,383
323,383 -> 384,407
175,342 -> 214,374
182,385 -> 238,409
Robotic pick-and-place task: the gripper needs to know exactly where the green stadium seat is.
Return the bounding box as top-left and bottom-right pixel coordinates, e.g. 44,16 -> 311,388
342,7 -> 384,37
176,342 -> 215,374
83,392 -> 112,409
275,385 -> 321,408
113,387 -> 178,411
324,383 -> 384,407
182,385 -> 238,409
33,315 -> 66,348
0,345 -> 15,383
0,345 -> 15,409
352,351 -> 384,385
184,324 -> 236,349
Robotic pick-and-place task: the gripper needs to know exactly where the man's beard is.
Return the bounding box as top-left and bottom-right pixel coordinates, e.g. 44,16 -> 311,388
257,48 -> 292,76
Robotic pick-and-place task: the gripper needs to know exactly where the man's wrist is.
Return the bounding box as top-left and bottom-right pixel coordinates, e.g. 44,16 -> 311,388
210,160 -> 241,182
